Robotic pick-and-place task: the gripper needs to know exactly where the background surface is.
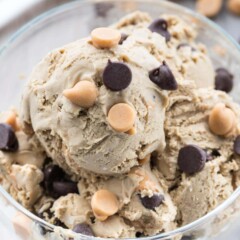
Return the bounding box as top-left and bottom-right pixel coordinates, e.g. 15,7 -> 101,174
0,0 -> 239,239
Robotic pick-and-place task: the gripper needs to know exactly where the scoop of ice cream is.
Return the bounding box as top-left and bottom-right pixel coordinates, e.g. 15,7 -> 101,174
20,12 -> 216,176
155,80 -> 240,225
20,18 -> 172,176
46,162 -> 177,237
158,81 -> 240,182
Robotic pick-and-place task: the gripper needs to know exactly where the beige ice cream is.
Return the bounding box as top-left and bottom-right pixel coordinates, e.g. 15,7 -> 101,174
20,12 -> 215,176
0,11 -> 239,240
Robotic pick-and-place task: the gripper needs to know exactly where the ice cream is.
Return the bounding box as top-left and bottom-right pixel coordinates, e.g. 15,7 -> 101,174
0,11 -> 239,240
20,12 -> 215,176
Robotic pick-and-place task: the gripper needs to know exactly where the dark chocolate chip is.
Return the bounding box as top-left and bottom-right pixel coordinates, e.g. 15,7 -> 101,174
72,223 -> 95,236
215,68 -> 234,93
103,60 -> 132,91
178,145 -> 207,174
119,33 -> 128,45
44,164 -> 64,182
149,61 -> 178,90
52,181 -> 79,198
234,135 -> 240,155
139,194 -> 164,210
94,2 -> 113,17
149,18 -> 171,42
44,181 -> 52,193
0,123 -> 18,152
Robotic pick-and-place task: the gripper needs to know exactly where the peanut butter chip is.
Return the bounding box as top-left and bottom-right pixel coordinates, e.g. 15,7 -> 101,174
63,81 -> 98,108
91,28 -> 121,48
126,127 -> 137,135
108,103 -> 136,132
5,111 -> 20,131
196,0 -> 223,17
91,189 -> 119,221
228,0 -> 240,15
208,103 -> 236,136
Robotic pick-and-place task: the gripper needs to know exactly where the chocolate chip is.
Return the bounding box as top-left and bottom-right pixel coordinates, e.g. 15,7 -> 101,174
119,33 -> 128,45
139,194 -> 164,210
215,68 -> 233,93
178,145 -> 207,174
0,123 -> 18,152
149,18 -> 171,42
234,135 -> 240,155
44,164 -> 64,182
103,60 -> 132,91
94,2 -> 113,17
149,61 -> 178,90
73,223 -> 94,236
52,181 -> 79,198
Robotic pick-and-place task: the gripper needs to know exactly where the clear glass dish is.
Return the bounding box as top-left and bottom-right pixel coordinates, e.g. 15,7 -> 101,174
0,0 -> 240,240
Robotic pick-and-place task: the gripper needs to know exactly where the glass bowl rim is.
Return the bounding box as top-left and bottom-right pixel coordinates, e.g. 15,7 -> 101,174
0,0 -> 240,239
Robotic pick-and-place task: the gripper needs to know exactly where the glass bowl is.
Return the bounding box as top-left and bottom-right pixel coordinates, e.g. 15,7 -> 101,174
0,0 -> 240,239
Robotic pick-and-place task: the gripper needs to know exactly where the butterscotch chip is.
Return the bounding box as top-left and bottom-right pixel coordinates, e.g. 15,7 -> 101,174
196,0 -> 223,17
91,28 -> 121,48
228,0 -> 240,15
108,103 -> 136,132
63,81 -> 98,108
91,189 -> 119,221
208,103 -> 236,136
